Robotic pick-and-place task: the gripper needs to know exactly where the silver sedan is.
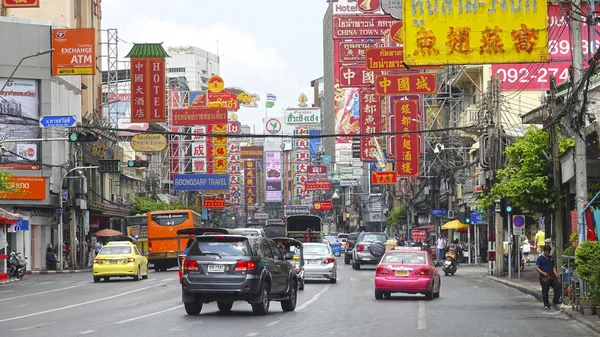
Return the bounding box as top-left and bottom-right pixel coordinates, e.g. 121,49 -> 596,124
303,243 -> 338,283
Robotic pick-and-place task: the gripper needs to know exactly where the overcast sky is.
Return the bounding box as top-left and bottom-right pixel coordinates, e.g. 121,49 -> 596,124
102,0 -> 328,132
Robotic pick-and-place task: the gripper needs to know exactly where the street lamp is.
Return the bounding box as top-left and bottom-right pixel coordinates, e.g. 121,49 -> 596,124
0,48 -> 54,95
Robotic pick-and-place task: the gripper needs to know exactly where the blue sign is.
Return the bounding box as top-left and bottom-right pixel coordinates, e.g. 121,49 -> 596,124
471,212 -> 487,225
432,209 -> 447,216
62,189 -> 69,201
173,174 -> 229,191
513,215 -> 525,228
39,115 -> 76,128
13,218 -> 29,231
322,156 -> 332,164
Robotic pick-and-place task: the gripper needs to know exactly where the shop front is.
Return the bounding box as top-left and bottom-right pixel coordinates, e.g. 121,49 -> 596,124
0,208 -> 20,281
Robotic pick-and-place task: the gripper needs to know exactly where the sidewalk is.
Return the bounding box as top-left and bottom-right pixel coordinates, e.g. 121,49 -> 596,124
488,265 -> 600,335
26,268 -> 91,275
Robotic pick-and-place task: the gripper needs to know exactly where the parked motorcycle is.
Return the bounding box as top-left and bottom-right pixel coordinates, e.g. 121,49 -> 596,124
8,250 -> 27,279
442,251 -> 457,276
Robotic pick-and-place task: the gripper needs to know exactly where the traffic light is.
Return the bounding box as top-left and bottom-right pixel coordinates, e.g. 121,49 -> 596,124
68,131 -> 98,142
98,160 -> 121,173
126,160 -> 149,168
465,211 -> 471,224
505,198 -> 513,214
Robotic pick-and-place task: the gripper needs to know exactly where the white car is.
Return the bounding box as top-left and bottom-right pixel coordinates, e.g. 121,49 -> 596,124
303,243 -> 338,284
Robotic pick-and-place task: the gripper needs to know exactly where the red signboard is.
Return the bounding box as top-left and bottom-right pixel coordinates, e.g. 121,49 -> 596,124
170,107 -> 227,126
203,198 -> 225,210
357,0 -> 380,13
375,74 -> 437,95
332,15 -> 396,40
339,66 -> 385,88
313,201 -> 333,211
389,21 -> 404,45
371,171 -> 397,185
307,166 -> 328,181
130,58 -> 166,122
360,90 -> 382,161
366,47 -> 404,71
395,100 -> 420,177
412,229 -> 426,240
244,160 -> 257,207
2,0 -> 38,7
240,146 -> 264,159
207,90 -> 240,111
339,41 -> 383,64
305,181 -> 332,191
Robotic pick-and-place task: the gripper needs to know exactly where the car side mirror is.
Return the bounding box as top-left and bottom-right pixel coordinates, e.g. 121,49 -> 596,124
143,252 -> 149,257
284,252 -> 294,260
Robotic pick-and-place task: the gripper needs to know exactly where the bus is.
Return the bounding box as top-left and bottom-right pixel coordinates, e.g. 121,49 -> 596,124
124,215 -> 148,254
147,210 -> 204,271
264,219 -> 286,238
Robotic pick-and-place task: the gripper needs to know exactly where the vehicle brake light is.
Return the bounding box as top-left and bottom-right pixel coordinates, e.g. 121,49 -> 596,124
357,244 -> 365,252
376,266 -> 389,274
234,261 -> 257,272
183,260 -> 199,271
125,258 -> 135,263
323,257 -> 335,264
214,236 -> 225,239
415,268 -> 429,276
93,259 -> 102,264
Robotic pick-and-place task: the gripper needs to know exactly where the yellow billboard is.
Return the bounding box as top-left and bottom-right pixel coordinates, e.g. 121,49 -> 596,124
402,0 -> 548,65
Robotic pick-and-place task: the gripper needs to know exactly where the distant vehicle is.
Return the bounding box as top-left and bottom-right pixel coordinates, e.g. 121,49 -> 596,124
93,241 -> 149,283
374,248 -> 441,300
303,243 -> 337,283
344,232 -> 360,265
286,215 -> 323,243
351,232 -> 388,270
124,215 -> 148,253
264,219 -> 286,238
181,234 -> 298,316
246,223 -> 265,229
230,228 -> 265,237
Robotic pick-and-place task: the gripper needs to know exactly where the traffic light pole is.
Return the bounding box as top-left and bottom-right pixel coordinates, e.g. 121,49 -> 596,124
58,166 -> 97,271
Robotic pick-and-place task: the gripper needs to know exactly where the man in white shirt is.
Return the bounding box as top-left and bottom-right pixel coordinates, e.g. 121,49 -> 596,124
437,237 -> 447,261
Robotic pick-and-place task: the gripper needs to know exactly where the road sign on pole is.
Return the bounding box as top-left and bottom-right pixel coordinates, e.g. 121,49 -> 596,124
512,215 -> 525,228
40,115 -> 77,128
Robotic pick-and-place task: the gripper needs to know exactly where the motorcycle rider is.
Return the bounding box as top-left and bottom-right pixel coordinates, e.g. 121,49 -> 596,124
449,239 -> 463,268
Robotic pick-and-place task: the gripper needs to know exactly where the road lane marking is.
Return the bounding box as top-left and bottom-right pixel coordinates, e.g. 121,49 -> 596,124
297,284 -> 331,311
0,284 -> 163,323
0,284 -> 84,303
79,330 -> 95,334
0,290 -> 15,293
246,333 -> 258,336
418,300 -> 426,330
115,305 -> 181,324
38,281 -> 55,285
11,322 -> 55,331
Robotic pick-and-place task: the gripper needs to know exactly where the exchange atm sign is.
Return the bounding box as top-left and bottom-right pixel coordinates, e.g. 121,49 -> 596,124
51,28 -> 96,75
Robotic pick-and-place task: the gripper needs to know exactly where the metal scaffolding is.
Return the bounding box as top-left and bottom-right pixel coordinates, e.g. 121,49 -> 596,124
103,29 -> 120,129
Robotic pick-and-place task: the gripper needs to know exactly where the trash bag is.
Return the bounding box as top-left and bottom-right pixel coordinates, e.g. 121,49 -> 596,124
369,241 -> 386,257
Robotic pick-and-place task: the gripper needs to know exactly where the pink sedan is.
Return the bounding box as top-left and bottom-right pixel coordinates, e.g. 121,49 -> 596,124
374,248 -> 441,300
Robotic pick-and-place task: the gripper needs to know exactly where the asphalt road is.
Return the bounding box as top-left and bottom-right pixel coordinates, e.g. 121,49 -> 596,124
0,261 -> 598,337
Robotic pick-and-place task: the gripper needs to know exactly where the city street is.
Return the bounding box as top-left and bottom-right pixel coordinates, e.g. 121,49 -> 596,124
0,260 -> 597,337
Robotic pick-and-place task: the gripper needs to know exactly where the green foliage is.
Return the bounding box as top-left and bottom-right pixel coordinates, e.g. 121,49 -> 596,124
569,232 -> 579,243
563,246 -> 576,257
575,241 -> 600,302
386,205 -> 407,229
477,126 -> 554,213
132,196 -> 202,215
0,170 -> 21,196
558,135 -> 575,153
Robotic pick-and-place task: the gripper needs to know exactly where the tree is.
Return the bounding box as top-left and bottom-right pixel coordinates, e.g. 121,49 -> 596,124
0,170 -> 22,196
477,126 -> 572,213
132,196 -> 202,215
386,205 -> 407,230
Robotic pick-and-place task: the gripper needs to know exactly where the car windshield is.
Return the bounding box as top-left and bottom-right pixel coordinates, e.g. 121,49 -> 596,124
190,237 -> 251,257
99,246 -> 132,255
348,233 -> 359,241
337,234 -> 349,239
304,244 -> 330,255
382,252 -> 427,264
360,234 -> 387,242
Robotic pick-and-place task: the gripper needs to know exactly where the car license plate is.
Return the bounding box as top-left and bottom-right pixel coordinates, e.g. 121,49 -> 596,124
207,264 -> 225,273
395,270 -> 409,276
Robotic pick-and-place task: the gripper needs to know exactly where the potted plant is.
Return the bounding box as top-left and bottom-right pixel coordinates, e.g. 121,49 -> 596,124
575,241 -> 600,315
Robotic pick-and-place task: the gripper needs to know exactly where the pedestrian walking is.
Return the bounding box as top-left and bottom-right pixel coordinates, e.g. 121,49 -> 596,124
437,236 -> 446,261
534,227 -> 545,257
521,237 -> 532,268
535,245 -> 561,310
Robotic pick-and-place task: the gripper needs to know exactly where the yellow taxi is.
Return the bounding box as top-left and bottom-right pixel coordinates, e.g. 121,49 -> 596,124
93,241 -> 149,283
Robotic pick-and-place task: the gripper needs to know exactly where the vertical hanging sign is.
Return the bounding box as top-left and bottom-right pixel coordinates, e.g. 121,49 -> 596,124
394,100 -> 420,177
130,58 -> 166,123
359,90 -> 382,162
244,160 -> 257,210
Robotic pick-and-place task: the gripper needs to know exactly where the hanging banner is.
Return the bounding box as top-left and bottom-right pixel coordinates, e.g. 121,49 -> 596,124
170,107 -> 227,126
240,146 -> 264,159
307,166 -> 328,181
339,41 -> 384,64
203,198 -> 225,210
339,66 -> 385,88
244,160 -> 257,208
265,151 -> 282,202
305,181 -> 332,191
130,58 -> 166,122
212,124 -> 228,174
332,15 -> 396,39
402,0 -> 549,66
360,90 -> 382,162
394,100 -> 420,177
51,28 -> 95,75
375,73 -> 437,95
371,171 -> 397,185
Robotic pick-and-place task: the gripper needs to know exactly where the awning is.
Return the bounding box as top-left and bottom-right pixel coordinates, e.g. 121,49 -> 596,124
0,207 -> 19,225
441,220 -> 468,230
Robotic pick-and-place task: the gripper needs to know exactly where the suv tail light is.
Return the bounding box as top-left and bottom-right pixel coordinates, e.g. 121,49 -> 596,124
234,261 -> 256,272
125,258 -> 135,263
414,267 -> 429,276
356,244 -> 365,252
323,257 -> 335,264
376,266 -> 389,274
184,260 -> 199,271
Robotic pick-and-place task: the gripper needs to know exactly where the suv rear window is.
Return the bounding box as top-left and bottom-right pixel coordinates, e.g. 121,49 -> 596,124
359,233 -> 387,243
189,236 -> 251,257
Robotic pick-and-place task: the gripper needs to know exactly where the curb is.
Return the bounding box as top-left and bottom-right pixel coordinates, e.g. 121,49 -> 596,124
25,269 -> 91,275
488,276 -> 600,335
0,278 -> 20,285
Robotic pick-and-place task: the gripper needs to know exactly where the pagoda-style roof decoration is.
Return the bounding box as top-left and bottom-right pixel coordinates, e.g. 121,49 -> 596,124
126,43 -> 170,58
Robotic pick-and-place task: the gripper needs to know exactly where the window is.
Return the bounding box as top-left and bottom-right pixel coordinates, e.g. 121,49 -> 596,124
99,246 -> 132,255
464,84 -> 477,107
303,244 -> 330,255
261,241 -> 273,259
167,67 -> 185,73
382,252 -> 426,264
268,241 -> 283,260
151,213 -> 188,226
74,0 -> 81,18
134,247 -> 141,256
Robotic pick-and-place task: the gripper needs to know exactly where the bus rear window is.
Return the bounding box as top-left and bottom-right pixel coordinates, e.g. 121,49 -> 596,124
151,213 -> 188,226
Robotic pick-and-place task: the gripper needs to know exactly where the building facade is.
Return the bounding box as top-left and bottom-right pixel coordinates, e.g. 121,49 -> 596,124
165,46 -> 220,91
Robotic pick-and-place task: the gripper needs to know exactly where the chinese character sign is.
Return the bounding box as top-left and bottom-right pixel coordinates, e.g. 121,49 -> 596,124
394,100 -> 420,177
212,124 -> 228,174
228,141 -> 241,204
294,131 -> 310,197
402,0 -> 549,66
360,90 -> 382,162
265,151 -> 282,202
244,160 -> 257,209
375,74 -> 437,95
130,58 -> 166,122
371,171 -> 397,185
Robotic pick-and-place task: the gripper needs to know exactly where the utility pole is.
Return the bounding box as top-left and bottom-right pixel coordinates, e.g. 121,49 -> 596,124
549,75 -> 564,270
571,0 -> 588,245
489,74 -> 504,277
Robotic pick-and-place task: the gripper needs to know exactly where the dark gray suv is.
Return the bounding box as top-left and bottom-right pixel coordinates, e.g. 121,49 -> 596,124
181,235 -> 298,316
351,232 -> 388,270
